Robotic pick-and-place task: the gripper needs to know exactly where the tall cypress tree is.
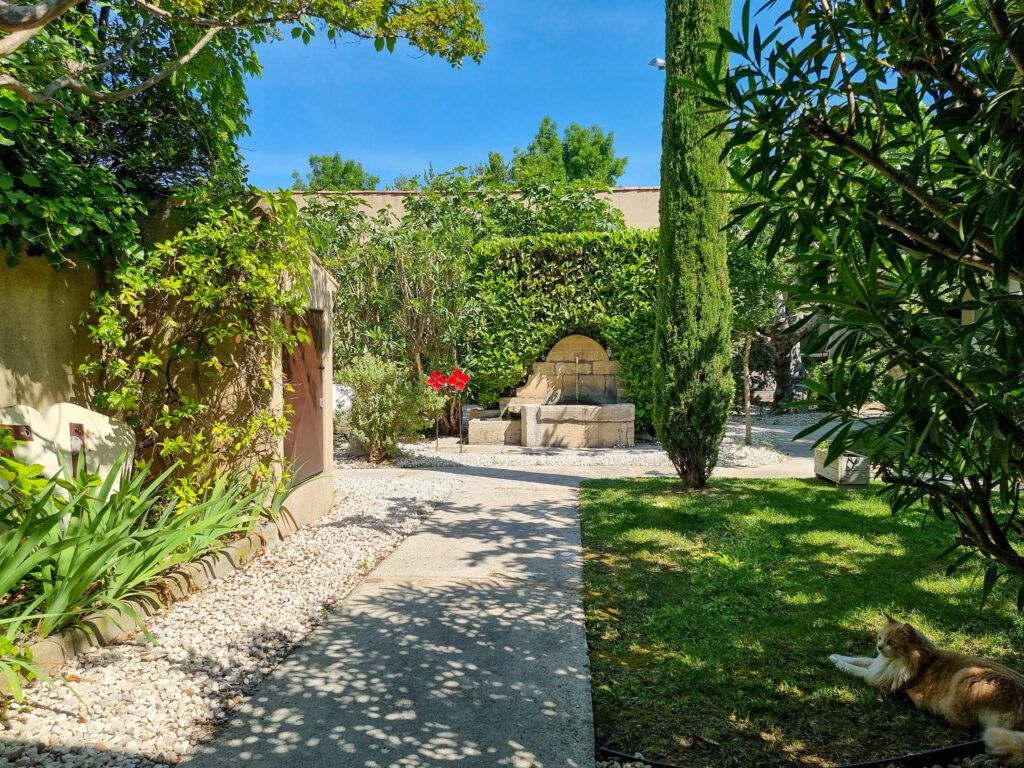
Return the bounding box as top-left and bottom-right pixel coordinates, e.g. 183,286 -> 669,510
653,0 -> 734,488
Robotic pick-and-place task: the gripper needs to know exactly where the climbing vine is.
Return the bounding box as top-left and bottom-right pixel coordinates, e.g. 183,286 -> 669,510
80,189 -> 312,501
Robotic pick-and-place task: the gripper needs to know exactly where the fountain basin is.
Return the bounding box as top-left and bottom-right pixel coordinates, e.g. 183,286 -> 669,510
521,403 -> 635,448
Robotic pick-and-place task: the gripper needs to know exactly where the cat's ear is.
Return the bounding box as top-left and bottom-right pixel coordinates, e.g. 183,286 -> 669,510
883,612 -> 896,624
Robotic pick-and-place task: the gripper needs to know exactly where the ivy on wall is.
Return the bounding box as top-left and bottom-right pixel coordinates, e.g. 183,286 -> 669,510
467,230 -> 658,428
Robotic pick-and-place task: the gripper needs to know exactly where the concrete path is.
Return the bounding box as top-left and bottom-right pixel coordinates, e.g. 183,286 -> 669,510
186,464 -> 635,768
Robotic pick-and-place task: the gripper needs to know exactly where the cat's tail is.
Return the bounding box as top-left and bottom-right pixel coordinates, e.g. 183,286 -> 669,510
985,726 -> 1024,765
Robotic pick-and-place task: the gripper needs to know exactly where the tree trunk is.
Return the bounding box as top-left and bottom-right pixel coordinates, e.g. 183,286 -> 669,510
743,334 -> 752,446
771,298 -> 809,408
653,0 -> 734,489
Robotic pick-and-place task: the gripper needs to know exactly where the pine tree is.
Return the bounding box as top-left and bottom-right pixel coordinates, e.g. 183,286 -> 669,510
653,0 -> 734,488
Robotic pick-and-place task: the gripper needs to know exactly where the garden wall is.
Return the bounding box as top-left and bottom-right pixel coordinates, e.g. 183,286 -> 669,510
0,247 -> 338,525
295,186 -> 662,230
0,255 -> 97,408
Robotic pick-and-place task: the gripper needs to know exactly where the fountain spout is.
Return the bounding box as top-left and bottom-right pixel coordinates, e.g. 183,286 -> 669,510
575,355 -> 580,405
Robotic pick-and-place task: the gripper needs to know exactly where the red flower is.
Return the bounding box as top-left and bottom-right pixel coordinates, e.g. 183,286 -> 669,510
426,368 -> 469,393
426,371 -> 446,391
449,369 -> 470,387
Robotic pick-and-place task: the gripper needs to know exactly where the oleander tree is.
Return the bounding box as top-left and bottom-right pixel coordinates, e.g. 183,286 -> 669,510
653,0 -> 734,488
697,0 -> 1024,590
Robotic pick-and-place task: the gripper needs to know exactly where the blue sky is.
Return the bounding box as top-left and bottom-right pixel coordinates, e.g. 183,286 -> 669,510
243,2 -> 725,190
241,0 -> 770,190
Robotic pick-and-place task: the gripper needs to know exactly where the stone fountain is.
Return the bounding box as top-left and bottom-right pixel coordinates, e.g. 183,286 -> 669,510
467,335 -> 635,448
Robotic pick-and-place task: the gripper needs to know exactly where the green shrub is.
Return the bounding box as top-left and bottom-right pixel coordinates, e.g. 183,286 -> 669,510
79,188 -> 311,504
804,357 -> 896,409
340,355 -> 443,462
467,230 -> 658,428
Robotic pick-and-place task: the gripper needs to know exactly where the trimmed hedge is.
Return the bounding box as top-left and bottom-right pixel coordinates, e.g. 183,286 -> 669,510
466,230 -> 658,428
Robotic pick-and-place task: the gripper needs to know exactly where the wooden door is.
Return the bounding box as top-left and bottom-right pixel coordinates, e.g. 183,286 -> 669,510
283,311 -> 325,483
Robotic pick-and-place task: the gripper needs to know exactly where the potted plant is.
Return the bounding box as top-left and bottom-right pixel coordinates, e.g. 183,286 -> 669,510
814,441 -> 871,486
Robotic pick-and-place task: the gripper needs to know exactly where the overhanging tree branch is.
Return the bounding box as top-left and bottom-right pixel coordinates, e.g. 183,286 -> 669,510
873,211 -> 1024,282
985,0 -> 1024,77
0,0 -> 81,30
128,0 -> 312,28
0,24 -> 221,105
0,22 -> 44,55
807,116 -> 998,257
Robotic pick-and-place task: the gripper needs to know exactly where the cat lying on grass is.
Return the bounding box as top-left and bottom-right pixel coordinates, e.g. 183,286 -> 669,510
830,614 -> 1024,765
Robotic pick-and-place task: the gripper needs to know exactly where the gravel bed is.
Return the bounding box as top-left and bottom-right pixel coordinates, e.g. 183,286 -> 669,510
393,438 -> 789,469
0,472 -> 457,768
336,414 -> 806,471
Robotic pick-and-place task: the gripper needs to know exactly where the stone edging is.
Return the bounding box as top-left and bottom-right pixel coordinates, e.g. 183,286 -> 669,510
1,498 -> 327,696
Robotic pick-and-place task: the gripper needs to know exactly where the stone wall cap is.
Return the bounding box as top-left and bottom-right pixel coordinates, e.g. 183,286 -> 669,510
535,403 -> 634,423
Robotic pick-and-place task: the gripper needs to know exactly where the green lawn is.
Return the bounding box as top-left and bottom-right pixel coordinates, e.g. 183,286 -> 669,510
580,478 -> 1024,767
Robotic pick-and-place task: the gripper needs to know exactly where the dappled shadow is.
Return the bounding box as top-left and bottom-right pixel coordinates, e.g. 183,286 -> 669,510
392,460 -> 617,488
183,472 -> 595,767
183,579 -> 592,767
580,477 -> 1017,767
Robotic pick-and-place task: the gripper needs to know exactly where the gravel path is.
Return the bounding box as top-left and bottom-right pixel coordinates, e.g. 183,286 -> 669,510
336,414 -> 821,472
0,473 -> 457,768
392,438 -> 787,469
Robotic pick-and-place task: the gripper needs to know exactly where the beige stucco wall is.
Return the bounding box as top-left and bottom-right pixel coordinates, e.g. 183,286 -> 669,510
295,186 -> 662,231
0,257 -> 97,409
600,187 -> 661,230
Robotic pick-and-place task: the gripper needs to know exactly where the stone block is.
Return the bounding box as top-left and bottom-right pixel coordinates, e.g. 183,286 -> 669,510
535,405 -> 599,424
546,334 -> 610,363
516,376 -> 560,399
600,403 -> 636,422
576,374 -> 610,395
468,418 -> 522,446
532,362 -> 556,375
592,361 -> 620,375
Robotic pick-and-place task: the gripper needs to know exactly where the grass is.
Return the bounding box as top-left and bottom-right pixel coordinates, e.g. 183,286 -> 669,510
580,477 -> 1024,767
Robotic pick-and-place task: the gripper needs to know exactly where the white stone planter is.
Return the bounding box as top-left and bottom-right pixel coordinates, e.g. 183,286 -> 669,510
815,446 -> 871,486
